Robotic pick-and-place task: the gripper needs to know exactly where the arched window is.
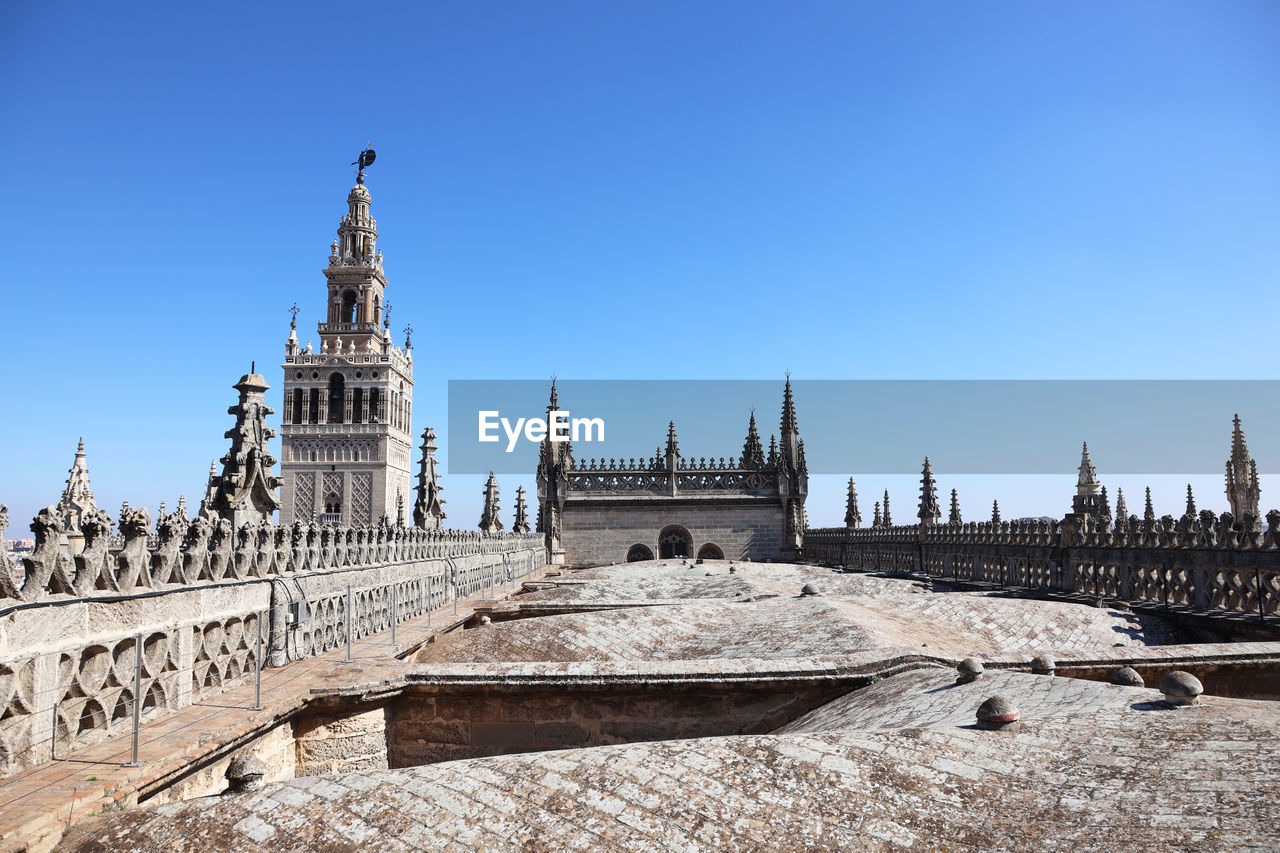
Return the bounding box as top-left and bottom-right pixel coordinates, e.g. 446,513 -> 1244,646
369,388 -> 381,423
323,493 -> 341,524
697,543 -> 725,560
327,373 -> 345,424
308,388 -> 319,424
373,295 -> 381,326
352,388 -> 365,424
290,388 -> 302,425
341,290 -> 357,324
658,526 -> 693,559
626,544 -> 654,563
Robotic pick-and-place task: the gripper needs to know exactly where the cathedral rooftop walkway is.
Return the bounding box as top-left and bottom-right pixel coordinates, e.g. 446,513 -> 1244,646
0,565 -> 554,853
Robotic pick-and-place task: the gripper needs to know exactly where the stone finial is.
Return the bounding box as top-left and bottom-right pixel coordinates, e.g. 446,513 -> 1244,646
1030,654 -> 1056,675
1143,487 -> 1156,524
956,658 -> 984,684
800,583 -> 821,596
1160,671 -> 1203,707
1115,487 -> 1128,521
225,753 -> 267,793
872,501 -> 882,528
1111,666 -> 1144,687
975,696 -> 1020,730
948,488 -> 962,525
991,499 -> 1001,524
882,490 -> 892,527
1184,483 -> 1197,518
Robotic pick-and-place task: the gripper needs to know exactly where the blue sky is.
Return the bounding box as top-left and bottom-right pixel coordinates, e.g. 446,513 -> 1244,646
1,1 -> 1277,534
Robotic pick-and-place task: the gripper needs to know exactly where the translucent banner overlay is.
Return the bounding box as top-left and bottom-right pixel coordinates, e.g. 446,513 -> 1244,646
446,380 -> 1279,476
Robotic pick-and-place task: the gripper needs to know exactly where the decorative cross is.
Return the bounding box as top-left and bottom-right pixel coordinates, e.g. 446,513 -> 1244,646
289,302 -> 299,329
384,302 -> 393,329
404,324 -> 414,350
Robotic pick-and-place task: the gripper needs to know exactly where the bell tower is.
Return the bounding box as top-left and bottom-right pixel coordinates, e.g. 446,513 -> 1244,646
279,150 -> 415,526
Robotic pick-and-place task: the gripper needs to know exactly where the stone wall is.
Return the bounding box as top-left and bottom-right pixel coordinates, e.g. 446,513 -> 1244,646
561,499 -> 784,567
383,665 -> 852,766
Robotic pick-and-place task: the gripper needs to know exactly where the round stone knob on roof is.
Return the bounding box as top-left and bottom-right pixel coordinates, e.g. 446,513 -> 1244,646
1160,671 -> 1203,707
800,583 -> 821,596
225,753 -> 266,793
1030,654 -> 1056,675
956,658 -> 984,684
1111,666 -> 1144,687
975,696 -> 1020,730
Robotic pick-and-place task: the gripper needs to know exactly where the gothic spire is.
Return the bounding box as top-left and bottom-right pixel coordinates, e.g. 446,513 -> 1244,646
844,477 -> 861,528
742,411 -> 765,469
767,434 -> 778,466
1226,413 -> 1261,520
882,489 -> 892,526
513,485 -> 531,534
1143,487 -> 1156,523
991,499 -> 1001,524
780,375 -> 798,435
949,488 -> 962,524
1115,487 -> 1128,520
1076,442 -> 1100,493
917,457 -> 941,524
479,471 -> 503,533
413,426 -> 446,529
872,501 -> 882,528
209,370 -> 281,527
56,436 -> 97,533
665,421 -> 680,461
1185,483 -> 1197,518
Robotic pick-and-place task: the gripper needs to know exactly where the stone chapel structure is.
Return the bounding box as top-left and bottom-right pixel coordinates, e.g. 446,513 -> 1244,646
278,167 -> 415,526
537,379 -> 809,567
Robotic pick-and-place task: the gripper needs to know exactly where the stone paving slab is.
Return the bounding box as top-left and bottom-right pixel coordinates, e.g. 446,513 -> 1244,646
60,669 -> 1280,852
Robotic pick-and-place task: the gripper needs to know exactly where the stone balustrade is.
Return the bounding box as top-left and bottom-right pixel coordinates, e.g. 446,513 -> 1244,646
0,504 -> 544,779
804,508 -> 1280,617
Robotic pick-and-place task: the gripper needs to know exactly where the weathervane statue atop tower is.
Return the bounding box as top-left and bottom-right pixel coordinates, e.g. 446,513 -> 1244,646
351,145 -> 376,185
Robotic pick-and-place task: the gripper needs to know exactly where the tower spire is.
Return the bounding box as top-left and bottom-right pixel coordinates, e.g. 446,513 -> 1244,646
413,426 -> 447,529
949,488 -> 962,524
1072,441 -> 1107,521
991,499 -> 1001,524
844,477 -> 861,528
56,437 -> 98,553
209,369 -> 281,527
1115,487 -> 1128,520
882,489 -> 892,526
513,485 -> 531,534
1226,414 -> 1261,520
1185,483 -> 1197,518
742,411 -> 765,468
872,501 -> 882,528
1143,487 -> 1156,523
479,471 -> 503,533
917,457 -> 941,525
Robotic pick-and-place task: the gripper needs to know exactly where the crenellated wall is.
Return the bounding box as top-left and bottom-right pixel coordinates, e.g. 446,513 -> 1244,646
804,509 -> 1280,617
0,506 -> 543,779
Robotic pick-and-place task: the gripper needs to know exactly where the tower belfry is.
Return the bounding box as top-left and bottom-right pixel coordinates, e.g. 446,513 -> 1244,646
279,151 -> 415,526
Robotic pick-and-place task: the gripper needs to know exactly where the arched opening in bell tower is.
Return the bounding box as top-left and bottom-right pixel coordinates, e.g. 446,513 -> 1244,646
327,373 -> 346,424
341,290 -> 358,324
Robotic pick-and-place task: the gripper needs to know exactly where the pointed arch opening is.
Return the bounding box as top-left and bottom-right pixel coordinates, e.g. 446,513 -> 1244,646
340,290 -> 358,324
